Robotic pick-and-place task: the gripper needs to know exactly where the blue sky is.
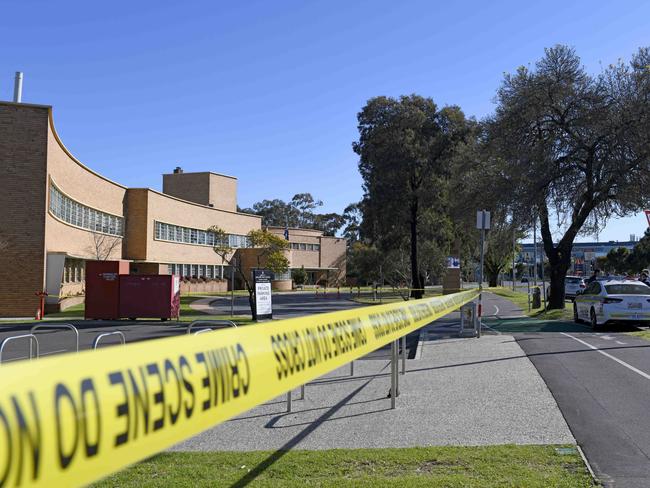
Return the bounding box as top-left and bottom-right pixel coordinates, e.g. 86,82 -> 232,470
1,0 -> 648,242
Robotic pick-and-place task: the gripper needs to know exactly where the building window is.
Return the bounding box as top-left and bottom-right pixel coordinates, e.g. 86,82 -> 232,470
169,263 -> 225,279
62,258 -> 85,284
273,270 -> 291,280
290,242 -> 320,251
49,184 -> 124,237
153,221 -> 250,248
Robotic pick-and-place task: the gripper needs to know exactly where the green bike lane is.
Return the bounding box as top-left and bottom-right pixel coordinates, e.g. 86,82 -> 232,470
484,292 -> 650,488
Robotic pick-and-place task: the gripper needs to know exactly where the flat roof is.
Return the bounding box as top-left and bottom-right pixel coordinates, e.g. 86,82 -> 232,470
162,170 -> 237,180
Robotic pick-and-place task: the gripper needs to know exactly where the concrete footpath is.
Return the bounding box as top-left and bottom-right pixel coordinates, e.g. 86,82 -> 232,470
173,319 -> 574,451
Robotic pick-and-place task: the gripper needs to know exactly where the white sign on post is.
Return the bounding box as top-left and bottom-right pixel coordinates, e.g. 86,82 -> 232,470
253,269 -> 273,320
255,281 -> 272,315
476,210 -> 491,230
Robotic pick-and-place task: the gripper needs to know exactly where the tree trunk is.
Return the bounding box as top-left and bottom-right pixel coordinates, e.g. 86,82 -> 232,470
547,261 -> 569,308
409,199 -> 423,299
538,199 -> 593,310
488,274 -> 499,288
546,244 -> 571,309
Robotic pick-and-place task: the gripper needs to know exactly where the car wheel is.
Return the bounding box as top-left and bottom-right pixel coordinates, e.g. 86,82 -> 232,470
590,308 -> 598,329
574,304 -> 582,323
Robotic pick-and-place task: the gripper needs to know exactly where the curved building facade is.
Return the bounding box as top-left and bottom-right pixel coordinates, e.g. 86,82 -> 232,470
0,101 -> 261,316
0,102 -> 346,317
0,101 -> 347,317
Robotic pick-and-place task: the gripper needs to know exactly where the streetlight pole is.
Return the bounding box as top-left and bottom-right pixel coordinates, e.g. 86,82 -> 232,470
512,231 -> 517,291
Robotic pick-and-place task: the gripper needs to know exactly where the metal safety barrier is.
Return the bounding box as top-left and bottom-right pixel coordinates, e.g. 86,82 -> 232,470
193,328 -> 214,336
0,334 -> 39,363
30,322 -> 79,352
285,385 -> 306,412
288,332 -> 408,412
186,319 -> 237,335
92,331 -> 126,350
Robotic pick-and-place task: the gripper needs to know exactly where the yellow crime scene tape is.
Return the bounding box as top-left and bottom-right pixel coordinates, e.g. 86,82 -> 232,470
0,289 -> 478,487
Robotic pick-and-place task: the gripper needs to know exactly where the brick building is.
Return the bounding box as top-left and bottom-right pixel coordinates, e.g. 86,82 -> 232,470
0,101 -> 346,317
266,227 -> 346,286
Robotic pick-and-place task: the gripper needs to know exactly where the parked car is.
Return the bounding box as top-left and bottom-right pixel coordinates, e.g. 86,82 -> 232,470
565,276 -> 585,300
573,280 -> 650,328
521,276 -> 529,283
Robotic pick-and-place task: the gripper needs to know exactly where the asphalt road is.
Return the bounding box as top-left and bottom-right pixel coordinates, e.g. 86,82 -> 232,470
517,329 -> 650,488
206,292 -> 366,318
0,294 -> 421,363
481,292 -> 650,488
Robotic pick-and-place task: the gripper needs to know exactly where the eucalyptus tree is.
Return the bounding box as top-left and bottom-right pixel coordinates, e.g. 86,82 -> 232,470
488,45 -> 650,308
353,95 -> 469,298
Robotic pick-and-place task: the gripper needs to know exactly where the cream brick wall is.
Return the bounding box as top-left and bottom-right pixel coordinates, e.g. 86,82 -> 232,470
162,171 -> 237,212
44,110 -> 127,260
139,189 -> 261,265
266,226 -> 346,277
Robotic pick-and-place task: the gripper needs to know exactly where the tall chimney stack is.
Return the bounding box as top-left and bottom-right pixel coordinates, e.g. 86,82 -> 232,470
13,72 -> 23,103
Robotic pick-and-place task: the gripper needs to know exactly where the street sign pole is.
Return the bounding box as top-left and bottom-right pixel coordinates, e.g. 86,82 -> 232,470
479,222 -> 485,338
512,232 -> 517,291
230,258 -> 235,317
476,209 -> 490,338
533,222 -> 537,286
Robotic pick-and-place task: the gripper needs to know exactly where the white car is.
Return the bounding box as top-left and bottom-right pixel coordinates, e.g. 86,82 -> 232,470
574,280 -> 650,327
564,276 -> 585,300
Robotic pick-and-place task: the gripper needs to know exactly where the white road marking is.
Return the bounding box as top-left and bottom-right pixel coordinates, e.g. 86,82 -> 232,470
561,332 -> 650,380
493,304 -> 500,317
615,340 -> 627,345
601,335 -> 615,340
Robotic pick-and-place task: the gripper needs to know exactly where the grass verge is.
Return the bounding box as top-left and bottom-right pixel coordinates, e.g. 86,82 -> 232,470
627,330 -> 650,341
93,445 -> 595,487
8,296 -> 254,326
486,287 -> 573,321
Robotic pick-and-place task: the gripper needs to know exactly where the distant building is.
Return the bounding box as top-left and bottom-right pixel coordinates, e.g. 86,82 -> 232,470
266,226 -> 346,286
518,240 -> 638,277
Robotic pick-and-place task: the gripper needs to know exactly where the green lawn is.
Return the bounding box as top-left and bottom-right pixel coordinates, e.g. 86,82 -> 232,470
486,287 -> 573,321
93,445 -> 594,487
17,296 -> 254,326
628,330 -> 650,341
486,287 -> 537,313
350,289 -> 442,305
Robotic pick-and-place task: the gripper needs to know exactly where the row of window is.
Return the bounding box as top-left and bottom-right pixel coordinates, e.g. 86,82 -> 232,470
155,222 -> 250,248
63,258 -> 85,283
290,242 -> 320,251
169,263 -> 229,279
49,185 -> 124,237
